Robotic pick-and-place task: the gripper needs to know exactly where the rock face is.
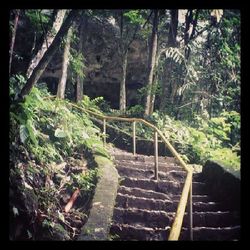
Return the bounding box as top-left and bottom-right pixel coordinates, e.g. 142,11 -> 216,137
12,13 -> 149,107
201,160 -> 241,211
40,16 -> 148,108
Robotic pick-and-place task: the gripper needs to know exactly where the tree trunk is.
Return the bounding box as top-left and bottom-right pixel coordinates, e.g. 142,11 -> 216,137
159,10 -> 178,111
160,60 -> 171,111
119,50 -> 128,111
57,27 -> 72,99
76,20 -> 84,103
9,9 -> 20,76
149,50 -> 160,114
20,10 -> 79,99
168,9 -> 179,47
26,9 -> 67,78
144,9 -> 158,116
149,74 -> 157,114
118,10 -> 128,112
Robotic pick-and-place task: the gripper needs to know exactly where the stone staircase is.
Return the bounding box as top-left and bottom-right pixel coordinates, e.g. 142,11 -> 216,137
109,148 -> 240,241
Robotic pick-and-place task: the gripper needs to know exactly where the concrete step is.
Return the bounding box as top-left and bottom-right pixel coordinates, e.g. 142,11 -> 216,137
116,164 -> 187,181
110,223 -> 170,241
120,177 -> 206,195
192,201 -> 222,212
110,147 -> 240,241
115,160 -> 182,172
112,153 -> 177,165
116,193 -> 221,212
180,225 -> 241,241
118,186 -> 171,200
116,193 -> 176,211
172,194 -> 210,203
182,211 -> 241,228
112,207 -> 174,229
120,177 -> 183,195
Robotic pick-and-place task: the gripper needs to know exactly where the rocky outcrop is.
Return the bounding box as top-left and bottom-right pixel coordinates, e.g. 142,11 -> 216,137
40,16 -> 148,108
201,160 -> 241,211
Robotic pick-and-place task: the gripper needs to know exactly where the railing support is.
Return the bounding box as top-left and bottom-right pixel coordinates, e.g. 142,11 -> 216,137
189,180 -> 193,241
154,130 -> 158,181
103,118 -> 106,146
132,121 -> 136,155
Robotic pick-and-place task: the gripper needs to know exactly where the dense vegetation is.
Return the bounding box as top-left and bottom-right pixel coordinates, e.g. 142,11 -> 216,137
9,86 -> 109,240
9,9 -> 240,240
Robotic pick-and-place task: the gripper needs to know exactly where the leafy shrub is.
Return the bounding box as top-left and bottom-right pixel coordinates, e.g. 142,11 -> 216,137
9,74 -> 27,98
10,87 -> 109,164
127,105 -> 144,117
151,111 -> 240,170
110,110 -> 240,170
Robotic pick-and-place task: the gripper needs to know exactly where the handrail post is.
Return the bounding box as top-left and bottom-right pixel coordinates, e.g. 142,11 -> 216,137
132,121 -> 136,155
103,118 -> 106,146
154,130 -> 158,181
189,179 -> 193,241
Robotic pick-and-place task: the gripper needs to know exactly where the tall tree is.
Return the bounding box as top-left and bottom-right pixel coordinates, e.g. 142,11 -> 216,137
105,9 -> 149,112
144,9 -> 159,116
76,19 -> 85,102
159,9 -> 179,111
116,10 -> 145,112
26,9 -> 67,78
119,10 -> 127,112
9,9 -> 20,76
20,10 -> 79,99
57,27 -> 73,99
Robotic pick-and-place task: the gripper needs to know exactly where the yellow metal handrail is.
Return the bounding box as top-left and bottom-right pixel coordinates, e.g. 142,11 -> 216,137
44,97 -> 193,240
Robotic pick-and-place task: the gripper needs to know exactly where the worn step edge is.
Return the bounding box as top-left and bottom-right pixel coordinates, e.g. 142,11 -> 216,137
116,165 -> 187,179
180,225 -> 241,240
120,177 -> 206,195
116,193 -> 177,211
115,160 -> 181,170
181,211 -> 240,227
112,208 -> 240,232
112,207 -> 175,228
77,155 -> 119,241
172,194 -> 210,202
118,186 -> 171,200
110,223 -> 171,241
113,153 -> 177,164
116,193 -> 221,212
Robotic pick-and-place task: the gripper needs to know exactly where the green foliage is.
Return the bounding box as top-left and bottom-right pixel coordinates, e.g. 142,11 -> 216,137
151,111 -> 240,170
71,169 -> 98,192
110,109 -> 240,170
126,105 -> 144,117
79,95 -> 104,114
209,148 -> 240,172
19,125 -> 29,144
123,10 -> 145,25
206,117 -> 231,144
9,74 -> 27,97
220,110 -> 240,146
69,48 -> 85,81
25,10 -> 51,33
10,87 -> 108,165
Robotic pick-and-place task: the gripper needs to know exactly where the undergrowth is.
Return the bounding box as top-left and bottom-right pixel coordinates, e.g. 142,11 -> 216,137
9,87 -> 109,240
106,107 -> 240,172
